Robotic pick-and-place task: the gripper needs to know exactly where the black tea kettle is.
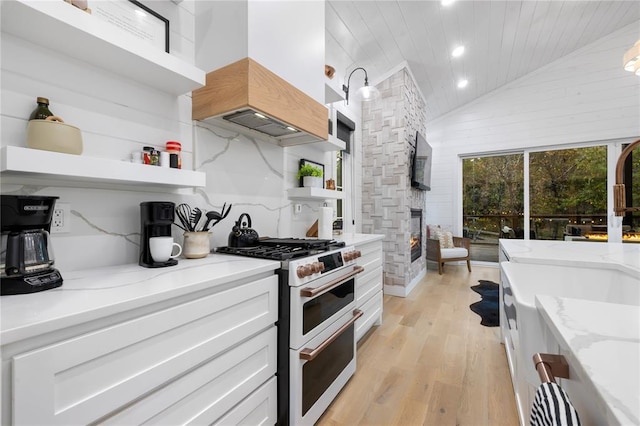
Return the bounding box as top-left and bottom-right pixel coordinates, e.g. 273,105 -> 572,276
228,213 -> 259,248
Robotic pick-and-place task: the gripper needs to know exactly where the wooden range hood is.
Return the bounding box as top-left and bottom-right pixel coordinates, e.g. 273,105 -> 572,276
192,58 -> 328,146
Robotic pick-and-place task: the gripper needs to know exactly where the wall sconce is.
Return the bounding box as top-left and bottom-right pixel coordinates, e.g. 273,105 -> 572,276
342,67 -> 380,105
623,40 -> 640,76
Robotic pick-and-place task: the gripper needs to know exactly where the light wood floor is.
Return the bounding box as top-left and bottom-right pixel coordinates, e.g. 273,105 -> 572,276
316,264 -> 519,426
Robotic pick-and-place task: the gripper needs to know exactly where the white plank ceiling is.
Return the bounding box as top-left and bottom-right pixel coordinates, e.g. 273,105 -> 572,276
326,0 -> 640,122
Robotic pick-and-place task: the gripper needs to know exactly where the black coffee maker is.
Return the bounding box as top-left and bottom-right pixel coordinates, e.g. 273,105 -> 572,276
139,201 -> 178,268
1,195 -> 63,295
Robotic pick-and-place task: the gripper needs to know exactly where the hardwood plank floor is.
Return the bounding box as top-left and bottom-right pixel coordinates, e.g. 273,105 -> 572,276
317,265 -> 519,426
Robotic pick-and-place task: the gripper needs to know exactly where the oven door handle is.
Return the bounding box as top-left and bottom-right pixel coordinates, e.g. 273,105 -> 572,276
300,266 -> 364,298
299,309 -> 363,361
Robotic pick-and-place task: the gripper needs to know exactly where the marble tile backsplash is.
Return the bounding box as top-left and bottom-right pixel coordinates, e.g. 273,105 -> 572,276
2,116 -> 338,272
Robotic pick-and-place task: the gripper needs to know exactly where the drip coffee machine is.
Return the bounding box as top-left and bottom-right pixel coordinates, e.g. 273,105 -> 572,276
1,195 -> 63,295
139,201 -> 178,267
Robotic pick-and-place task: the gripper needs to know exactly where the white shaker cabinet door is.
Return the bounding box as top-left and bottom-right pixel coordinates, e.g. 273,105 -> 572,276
354,239 -> 384,341
104,327 -> 277,425
213,376 -> 278,426
12,275 -> 278,425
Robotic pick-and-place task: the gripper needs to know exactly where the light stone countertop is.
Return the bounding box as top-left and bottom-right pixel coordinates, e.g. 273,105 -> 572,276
1,255 -> 280,345
0,236 -> 384,345
335,233 -> 385,246
535,296 -> 640,426
499,239 -> 640,275
500,240 -> 640,425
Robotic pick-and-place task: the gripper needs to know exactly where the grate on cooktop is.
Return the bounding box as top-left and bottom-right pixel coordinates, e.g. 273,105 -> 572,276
215,238 -> 345,261
216,245 -> 309,260
258,238 -> 342,249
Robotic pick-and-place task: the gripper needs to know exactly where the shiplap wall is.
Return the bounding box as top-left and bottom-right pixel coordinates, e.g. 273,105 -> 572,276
424,21 -> 640,235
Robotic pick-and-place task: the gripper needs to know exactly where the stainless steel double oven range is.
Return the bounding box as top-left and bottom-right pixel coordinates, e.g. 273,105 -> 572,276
217,238 -> 363,425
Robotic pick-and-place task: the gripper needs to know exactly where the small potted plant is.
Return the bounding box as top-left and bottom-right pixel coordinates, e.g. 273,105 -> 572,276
297,163 -> 323,188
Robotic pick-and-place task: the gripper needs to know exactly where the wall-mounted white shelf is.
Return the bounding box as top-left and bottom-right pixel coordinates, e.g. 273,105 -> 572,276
1,146 -> 206,189
325,78 -> 345,104
287,187 -> 344,200
319,135 -> 346,152
1,0 -> 205,95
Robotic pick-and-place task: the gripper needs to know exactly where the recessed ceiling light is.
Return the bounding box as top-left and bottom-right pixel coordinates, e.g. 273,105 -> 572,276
452,45 -> 465,58
441,0 -> 456,6
457,79 -> 468,89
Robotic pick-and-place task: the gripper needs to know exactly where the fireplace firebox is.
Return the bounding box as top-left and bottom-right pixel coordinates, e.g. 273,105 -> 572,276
411,209 -> 422,262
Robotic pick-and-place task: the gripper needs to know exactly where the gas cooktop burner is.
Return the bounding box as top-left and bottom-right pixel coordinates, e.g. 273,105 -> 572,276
215,238 -> 345,261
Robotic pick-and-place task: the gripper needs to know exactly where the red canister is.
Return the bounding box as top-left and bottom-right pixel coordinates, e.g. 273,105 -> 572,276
165,141 -> 182,169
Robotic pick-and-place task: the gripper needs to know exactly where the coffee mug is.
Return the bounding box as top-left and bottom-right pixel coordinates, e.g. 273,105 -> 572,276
149,237 -> 182,263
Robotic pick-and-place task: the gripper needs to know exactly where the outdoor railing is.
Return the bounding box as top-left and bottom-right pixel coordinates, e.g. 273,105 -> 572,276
463,214 -> 609,242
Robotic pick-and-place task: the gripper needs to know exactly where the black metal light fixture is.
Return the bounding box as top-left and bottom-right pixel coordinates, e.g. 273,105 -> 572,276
342,67 -> 380,105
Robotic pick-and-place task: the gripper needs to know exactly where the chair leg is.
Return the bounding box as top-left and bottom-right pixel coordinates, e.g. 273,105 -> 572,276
439,262 -> 443,274
466,259 -> 471,272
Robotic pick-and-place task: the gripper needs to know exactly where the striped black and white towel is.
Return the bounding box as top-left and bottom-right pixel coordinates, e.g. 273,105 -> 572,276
530,382 -> 581,426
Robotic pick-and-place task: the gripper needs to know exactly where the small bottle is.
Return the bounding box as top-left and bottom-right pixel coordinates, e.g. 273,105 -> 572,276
29,97 -> 54,120
142,146 -> 154,165
150,149 -> 160,166
165,141 -> 182,169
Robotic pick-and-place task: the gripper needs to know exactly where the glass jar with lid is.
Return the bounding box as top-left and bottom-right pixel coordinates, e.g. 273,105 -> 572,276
165,141 -> 182,169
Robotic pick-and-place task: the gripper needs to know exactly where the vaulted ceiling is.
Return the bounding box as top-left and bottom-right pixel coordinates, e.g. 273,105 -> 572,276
326,1 -> 640,122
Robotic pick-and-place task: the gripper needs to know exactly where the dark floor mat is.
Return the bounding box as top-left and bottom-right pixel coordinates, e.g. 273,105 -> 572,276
469,280 -> 500,327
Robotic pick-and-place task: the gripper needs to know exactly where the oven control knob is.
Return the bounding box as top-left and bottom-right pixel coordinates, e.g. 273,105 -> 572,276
344,251 -> 353,261
317,262 -> 325,272
312,262 -> 323,273
355,250 -> 362,259
297,265 -> 313,278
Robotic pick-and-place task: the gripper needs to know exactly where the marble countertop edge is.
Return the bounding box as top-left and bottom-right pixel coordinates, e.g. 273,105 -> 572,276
1,255 -> 280,345
535,295 -> 640,426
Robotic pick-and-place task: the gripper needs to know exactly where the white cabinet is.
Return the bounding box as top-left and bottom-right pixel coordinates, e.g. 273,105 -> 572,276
353,238 -> 384,341
3,274 -> 278,425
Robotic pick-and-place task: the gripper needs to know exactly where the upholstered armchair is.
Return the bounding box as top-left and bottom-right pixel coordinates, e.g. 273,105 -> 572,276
426,226 -> 471,275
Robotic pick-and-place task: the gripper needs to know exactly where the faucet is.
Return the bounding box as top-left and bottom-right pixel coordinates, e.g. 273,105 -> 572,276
613,139 -> 640,216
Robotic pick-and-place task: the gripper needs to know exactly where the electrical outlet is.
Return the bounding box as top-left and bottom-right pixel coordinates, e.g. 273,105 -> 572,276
51,203 -> 71,234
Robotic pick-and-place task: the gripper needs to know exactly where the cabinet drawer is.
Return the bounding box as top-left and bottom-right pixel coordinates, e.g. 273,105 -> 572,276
356,290 -> 383,342
12,275 -> 278,425
357,241 -> 382,271
357,265 -> 382,305
214,376 -> 277,426
106,327 -> 277,425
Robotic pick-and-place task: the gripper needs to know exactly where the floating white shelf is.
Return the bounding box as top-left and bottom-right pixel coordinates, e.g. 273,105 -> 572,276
287,187 -> 344,200
325,79 -> 345,104
278,135 -> 345,151
1,146 -> 206,189
320,135 -> 346,152
1,0 -> 205,95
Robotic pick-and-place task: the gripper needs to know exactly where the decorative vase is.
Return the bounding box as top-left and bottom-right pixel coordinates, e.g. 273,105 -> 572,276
183,231 -> 211,259
303,176 -> 323,188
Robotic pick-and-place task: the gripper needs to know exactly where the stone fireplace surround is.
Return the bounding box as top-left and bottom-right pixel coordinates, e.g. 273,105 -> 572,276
361,66 -> 427,297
